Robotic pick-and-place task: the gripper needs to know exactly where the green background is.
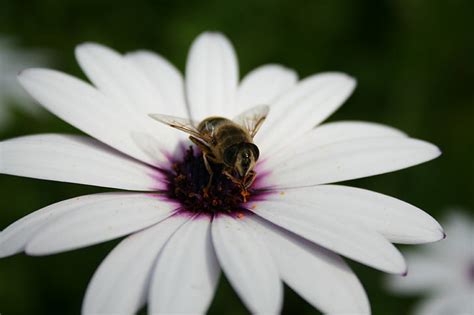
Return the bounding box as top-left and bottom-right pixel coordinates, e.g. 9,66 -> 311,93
0,0 -> 473,314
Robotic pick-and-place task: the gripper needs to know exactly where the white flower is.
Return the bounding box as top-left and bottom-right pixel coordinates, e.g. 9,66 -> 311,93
0,37 -> 48,128
0,32 -> 444,315
386,210 -> 473,315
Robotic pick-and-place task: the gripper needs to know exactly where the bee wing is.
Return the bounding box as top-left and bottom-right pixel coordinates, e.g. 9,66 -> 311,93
148,113 -> 211,143
233,105 -> 270,138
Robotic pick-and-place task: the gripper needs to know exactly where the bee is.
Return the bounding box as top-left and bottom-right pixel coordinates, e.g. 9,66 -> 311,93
149,105 -> 269,194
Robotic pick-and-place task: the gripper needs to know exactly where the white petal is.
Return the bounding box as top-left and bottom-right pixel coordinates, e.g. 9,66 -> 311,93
211,214 -> 283,314
265,137 -> 441,188
83,215 -> 187,315
386,252 -> 455,294
248,197 -> 407,274
414,291 -> 474,315
266,120 -> 407,164
309,121 -> 407,145
186,32 -> 238,120
75,43 -> 163,115
149,216 -> 219,314
236,64 -> 297,113
256,72 -> 355,153
17,68 -> 176,165
435,211 -> 473,256
25,194 -> 175,255
0,193 -> 120,258
125,50 -> 188,117
0,134 -> 159,191
247,215 -> 370,314
262,185 -> 443,244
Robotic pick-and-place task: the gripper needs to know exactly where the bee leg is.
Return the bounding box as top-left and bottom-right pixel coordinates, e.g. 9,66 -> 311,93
189,136 -> 211,153
243,170 -> 257,189
223,169 -> 241,186
202,153 -> 216,197
238,171 -> 256,202
222,169 -> 250,202
189,136 -> 215,196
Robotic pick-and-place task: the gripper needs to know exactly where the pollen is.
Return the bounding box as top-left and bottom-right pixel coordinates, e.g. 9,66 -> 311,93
160,146 -> 264,216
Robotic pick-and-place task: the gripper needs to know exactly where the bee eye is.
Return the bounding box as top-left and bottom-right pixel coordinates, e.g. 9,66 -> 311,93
242,157 -> 250,167
248,143 -> 260,160
223,145 -> 239,165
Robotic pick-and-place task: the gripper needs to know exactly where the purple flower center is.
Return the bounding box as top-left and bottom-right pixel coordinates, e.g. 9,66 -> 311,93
159,146 -> 268,216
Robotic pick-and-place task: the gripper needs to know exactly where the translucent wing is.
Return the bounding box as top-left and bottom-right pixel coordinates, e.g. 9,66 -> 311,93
148,113 -> 211,143
233,105 -> 270,138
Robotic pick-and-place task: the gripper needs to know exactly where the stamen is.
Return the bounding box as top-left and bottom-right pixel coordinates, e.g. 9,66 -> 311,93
160,146 -> 264,215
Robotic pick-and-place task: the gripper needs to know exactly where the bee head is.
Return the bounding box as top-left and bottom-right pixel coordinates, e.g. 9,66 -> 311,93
223,143 -> 260,178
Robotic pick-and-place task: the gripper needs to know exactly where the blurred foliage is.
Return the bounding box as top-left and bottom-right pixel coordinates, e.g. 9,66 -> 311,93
0,0 -> 473,314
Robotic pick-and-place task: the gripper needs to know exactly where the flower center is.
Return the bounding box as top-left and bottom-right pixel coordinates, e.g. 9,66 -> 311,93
160,146 -> 265,216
